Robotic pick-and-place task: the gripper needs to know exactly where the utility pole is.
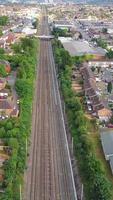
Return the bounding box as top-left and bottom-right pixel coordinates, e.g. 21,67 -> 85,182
26,137 -> 27,159
20,184 -> 22,200
72,137 -> 74,155
63,102 -> 65,116
81,184 -> 83,200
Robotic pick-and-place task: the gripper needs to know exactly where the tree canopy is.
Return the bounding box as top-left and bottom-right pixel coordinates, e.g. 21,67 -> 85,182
0,64 -> 7,77
0,16 -> 8,26
52,27 -> 69,37
0,36 -> 38,199
106,49 -> 113,59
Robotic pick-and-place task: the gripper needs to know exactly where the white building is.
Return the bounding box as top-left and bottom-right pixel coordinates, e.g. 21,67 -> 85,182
88,61 -> 113,68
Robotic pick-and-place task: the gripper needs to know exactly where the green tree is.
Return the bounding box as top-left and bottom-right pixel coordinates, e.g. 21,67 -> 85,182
11,43 -> 22,54
8,138 -> 19,149
0,127 -> 6,137
0,29 -> 3,36
0,16 -> 8,26
21,37 -> 34,51
6,121 -> 13,131
91,174 -> 111,200
52,27 -> 68,37
96,38 -> 107,49
106,49 -> 113,59
0,37 -> 38,199
16,79 -> 32,98
102,28 -> 108,34
107,82 -> 112,93
0,48 -> 5,54
0,64 -> 7,77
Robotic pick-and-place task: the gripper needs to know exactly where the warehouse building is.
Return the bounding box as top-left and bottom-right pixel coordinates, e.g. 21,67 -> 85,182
100,131 -> 113,174
59,37 -> 106,59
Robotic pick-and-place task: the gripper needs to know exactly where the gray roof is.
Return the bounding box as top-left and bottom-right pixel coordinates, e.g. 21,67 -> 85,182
54,20 -> 72,26
58,37 -> 106,56
100,132 -> 113,157
110,156 -> 113,174
102,70 -> 113,82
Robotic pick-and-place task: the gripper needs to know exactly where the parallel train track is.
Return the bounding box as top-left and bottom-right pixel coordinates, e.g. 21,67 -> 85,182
25,14 -> 78,200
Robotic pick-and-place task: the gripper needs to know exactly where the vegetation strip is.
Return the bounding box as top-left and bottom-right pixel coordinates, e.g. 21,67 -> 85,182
0,37 -> 38,200
52,38 -> 112,200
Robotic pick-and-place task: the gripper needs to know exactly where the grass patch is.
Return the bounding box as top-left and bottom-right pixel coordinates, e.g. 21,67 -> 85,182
87,119 -> 113,199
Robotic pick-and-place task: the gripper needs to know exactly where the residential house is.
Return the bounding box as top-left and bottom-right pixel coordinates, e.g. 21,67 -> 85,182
6,32 -> 16,45
88,60 -> 113,68
0,89 -> 10,99
0,32 -> 16,49
0,96 -> 19,118
53,20 -> 73,30
81,63 -> 104,113
11,108 -> 19,117
0,76 -> 19,119
0,39 -> 6,49
0,100 -> 13,116
0,35 -> 8,49
98,108 -> 112,122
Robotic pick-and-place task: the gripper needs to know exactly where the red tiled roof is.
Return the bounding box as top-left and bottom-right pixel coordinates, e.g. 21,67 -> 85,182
6,33 -> 15,43
81,64 -> 104,112
98,108 -> 112,117
0,100 -> 12,110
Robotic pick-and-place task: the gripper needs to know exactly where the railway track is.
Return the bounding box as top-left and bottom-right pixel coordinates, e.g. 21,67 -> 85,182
24,14 -> 78,200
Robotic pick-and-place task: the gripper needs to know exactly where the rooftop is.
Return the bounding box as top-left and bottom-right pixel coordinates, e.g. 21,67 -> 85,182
59,37 -> 106,56
0,100 -> 12,110
110,156 -> 113,174
100,131 -> 113,158
98,108 -> 112,117
53,20 -> 73,27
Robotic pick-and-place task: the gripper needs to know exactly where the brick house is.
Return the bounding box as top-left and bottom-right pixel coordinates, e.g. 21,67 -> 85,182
81,64 -> 104,113
0,100 -> 13,116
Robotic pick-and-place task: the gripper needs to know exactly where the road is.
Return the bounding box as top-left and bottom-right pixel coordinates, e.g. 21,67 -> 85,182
24,14 -> 78,200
